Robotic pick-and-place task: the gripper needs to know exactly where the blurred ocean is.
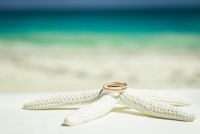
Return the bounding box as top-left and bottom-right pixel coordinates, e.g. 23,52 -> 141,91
0,8 -> 200,49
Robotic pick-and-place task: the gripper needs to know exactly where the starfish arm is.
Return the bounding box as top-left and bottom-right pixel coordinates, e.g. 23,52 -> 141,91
23,89 -> 102,110
63,94 -> 119,126
126,89 -> 191,106
121,91 -> 195,122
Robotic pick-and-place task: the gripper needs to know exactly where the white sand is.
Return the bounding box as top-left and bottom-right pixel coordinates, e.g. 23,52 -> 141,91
0,46 -> 200,92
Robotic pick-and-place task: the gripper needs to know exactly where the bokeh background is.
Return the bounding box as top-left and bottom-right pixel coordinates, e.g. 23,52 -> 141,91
0,0 -> 200,92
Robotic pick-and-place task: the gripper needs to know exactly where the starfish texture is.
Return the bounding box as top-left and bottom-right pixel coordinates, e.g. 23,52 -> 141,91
24,88 -> 101,109
23,84 -> 195,125
121,90 -> 195,122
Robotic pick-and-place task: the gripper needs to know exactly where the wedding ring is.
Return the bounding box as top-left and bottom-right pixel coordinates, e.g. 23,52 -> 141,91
103,82 -> 127,94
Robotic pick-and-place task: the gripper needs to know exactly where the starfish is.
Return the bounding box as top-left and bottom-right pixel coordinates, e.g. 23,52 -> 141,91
23,82 -> 195,126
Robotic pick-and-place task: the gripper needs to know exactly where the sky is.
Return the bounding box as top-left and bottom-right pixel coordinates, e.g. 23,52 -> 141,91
0,0 -> 200,9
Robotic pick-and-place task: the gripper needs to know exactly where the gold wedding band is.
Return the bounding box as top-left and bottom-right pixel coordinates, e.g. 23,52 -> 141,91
103,82 -> 127,94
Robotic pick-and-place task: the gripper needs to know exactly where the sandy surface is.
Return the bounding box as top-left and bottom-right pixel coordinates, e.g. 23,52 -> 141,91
0,46 -> 200,92
0,89 -> 199,134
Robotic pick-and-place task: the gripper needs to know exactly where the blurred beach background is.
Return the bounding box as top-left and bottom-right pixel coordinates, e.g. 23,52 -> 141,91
0,0 -> 200,92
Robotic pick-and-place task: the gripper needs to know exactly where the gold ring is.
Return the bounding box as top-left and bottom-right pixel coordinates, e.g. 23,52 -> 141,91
103,82 -> 127,94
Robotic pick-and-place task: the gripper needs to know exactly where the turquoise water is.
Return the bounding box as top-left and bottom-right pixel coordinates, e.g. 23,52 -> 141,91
1,8 -> 200,33
0,8 -> 200,48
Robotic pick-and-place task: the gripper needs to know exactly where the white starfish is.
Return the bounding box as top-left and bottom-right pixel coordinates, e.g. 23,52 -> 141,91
23,82 -> 195,126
